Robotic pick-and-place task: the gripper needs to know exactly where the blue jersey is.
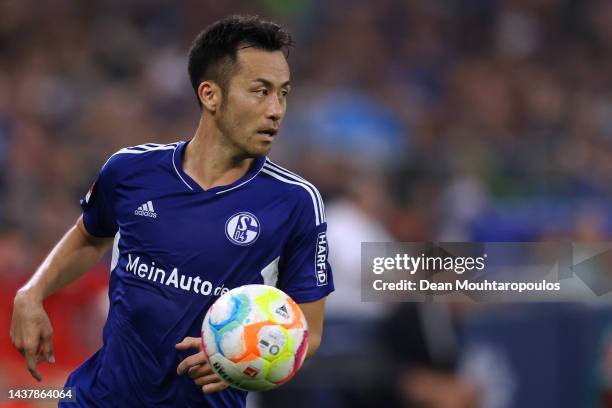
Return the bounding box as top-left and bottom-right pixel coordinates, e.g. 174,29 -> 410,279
62,141 -> 334,407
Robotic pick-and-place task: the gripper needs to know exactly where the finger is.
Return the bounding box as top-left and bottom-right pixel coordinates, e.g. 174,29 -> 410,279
188,363 -> 213,379
40,335 -> 55,363
178,354 -> 208,375
25,352 -> 42,382
195,373 -> 222,386
175,336 -> 201,350
202,381 -> 228,394
177,352 -> 208,375
13,334 -> 25,356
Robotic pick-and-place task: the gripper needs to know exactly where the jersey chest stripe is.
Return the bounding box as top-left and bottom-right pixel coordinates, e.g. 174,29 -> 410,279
263,161 -> 325,222
261,167 -> 322,226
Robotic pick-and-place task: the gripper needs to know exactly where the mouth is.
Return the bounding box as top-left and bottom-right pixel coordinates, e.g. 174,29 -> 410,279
257,128 -> 278,138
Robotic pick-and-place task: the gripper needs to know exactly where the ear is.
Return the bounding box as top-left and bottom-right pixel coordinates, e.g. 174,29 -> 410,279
198,81 -> 222,113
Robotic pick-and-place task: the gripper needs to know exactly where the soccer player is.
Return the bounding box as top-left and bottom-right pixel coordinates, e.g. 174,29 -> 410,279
10,15 -> 333,407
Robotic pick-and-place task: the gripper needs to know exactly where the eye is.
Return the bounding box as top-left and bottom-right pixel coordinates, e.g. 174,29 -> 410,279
280,89 -> 289,97
254,89 -> 268,96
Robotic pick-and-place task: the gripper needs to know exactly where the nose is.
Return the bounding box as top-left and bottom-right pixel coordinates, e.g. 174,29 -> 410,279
266,94 -> 283,121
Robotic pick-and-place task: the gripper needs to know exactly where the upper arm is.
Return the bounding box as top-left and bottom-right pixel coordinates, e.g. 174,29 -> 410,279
298,297 -> 327,357
79,152 -> 122,238
278,187 -> 334,303
76,215 -> 114,252
278,187 -> 333,357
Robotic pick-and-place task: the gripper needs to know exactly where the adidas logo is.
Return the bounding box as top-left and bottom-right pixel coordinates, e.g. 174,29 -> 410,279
275,304 -> 289,319
134,201 -> 157,218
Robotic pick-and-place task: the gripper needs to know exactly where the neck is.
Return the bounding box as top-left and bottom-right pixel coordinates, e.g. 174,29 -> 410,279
183,116 -> 255,190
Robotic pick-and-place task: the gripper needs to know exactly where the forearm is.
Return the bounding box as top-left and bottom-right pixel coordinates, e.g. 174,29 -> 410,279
298,298 -> 326,358
18,218 -> 112,301
305,335 -> 321,358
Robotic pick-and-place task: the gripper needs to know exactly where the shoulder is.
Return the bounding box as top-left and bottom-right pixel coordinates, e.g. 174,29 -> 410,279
103,142 -> 181,167
101,142 -> 181,173
95,142 -> 181,187
260,158 -> 326,226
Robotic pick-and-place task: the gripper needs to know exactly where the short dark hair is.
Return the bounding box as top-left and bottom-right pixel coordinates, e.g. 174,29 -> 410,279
188,15 -> 293,107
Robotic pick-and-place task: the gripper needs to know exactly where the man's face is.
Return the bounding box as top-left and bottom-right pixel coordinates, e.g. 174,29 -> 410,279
216,47 -> 290,158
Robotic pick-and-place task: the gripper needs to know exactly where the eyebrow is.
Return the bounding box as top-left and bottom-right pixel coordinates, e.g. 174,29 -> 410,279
253,78 -> 291,89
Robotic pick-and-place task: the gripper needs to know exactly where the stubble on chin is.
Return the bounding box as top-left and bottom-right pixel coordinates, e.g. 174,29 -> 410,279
244,141 -> 271,159
229,136 -> 271,161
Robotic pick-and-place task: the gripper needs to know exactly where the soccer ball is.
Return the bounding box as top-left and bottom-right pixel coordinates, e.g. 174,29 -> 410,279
201,284 -> 309,391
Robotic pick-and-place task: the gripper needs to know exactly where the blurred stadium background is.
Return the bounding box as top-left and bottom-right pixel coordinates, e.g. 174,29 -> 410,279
1,0 -> 612,407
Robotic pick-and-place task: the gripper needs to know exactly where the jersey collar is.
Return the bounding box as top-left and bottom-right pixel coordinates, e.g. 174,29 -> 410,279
172,140 -> 267,194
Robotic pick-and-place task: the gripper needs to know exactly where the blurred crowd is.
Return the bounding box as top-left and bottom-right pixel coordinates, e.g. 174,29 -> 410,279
1,0 -> 612,407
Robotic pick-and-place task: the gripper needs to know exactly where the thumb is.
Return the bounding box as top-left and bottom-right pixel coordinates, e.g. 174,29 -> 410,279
175,336 -> 200,350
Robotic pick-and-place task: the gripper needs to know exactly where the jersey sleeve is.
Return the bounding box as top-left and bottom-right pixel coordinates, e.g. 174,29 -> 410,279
79,155 -> 119,238
278,188 -> 334,303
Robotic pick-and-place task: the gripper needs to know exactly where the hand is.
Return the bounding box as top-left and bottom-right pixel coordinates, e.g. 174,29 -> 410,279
176,336 -> 228,394
10,290 -> 55,381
